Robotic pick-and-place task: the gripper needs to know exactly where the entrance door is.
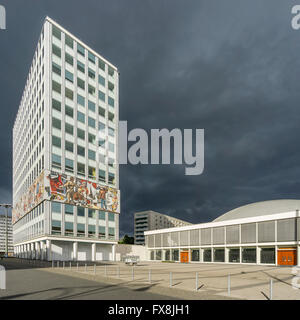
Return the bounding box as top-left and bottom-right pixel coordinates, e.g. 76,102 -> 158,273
277,249 -> 297,266
180,251 -> 189,263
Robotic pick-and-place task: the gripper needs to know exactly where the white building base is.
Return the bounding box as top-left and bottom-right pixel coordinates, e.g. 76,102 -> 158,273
14,238 -> 117,262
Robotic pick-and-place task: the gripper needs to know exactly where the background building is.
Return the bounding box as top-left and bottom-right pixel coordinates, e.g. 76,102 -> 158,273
145,200 -> 300,266
12,17 -> 120,261
0,215 -> 13,256
134,210 -> 192,245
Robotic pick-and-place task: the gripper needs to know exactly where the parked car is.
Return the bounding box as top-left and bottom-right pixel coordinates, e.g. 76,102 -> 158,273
124,255 -> 139,265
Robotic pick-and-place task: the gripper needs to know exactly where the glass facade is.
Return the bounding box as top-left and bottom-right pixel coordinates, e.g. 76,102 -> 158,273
144,218 -> 293,266
214,249 -> 225,262
203,249 -> 212,262
261,248 -> 275,264
242,248 -> 256,263
48,202 -> 116,240
191,249 -> 200,262
12,18 -> 119,255
229,248 -> 240,263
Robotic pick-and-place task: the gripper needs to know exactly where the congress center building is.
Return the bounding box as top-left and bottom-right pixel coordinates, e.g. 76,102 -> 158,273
145,200 -> 300,266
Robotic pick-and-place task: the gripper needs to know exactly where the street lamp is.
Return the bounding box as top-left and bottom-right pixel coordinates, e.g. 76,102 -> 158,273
0,204 -> 12,257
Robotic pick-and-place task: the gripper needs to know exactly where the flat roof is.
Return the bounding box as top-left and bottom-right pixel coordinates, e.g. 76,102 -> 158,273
45,16 -> 118,71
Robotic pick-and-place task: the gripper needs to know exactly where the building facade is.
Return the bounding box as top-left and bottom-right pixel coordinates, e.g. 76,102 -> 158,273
0,215 -> 13,256
12,17 -> 120,261
145,200 -> 300,266
134,210 -> 191,245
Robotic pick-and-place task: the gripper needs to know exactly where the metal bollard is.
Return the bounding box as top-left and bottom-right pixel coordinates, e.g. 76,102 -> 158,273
228,274 -> 231,296
149,269 -> 151,284
170,272 -> 172,288
94,264 -> 96,275
270,279 -> 273,300
132,266 -> 134,281
195,272 -> 198,291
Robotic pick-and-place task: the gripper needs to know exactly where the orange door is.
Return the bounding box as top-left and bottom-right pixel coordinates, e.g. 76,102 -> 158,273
277,250 -> 297,266
180,251 -> 189,263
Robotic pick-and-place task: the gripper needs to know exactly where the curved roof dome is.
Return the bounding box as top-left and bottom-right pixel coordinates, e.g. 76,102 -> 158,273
213,199 -> 300,222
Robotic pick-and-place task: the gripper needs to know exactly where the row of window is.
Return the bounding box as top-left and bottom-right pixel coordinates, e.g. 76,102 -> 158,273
51,220 -> 115,239
52,76 -> 115,108
52,24 -> 115,77
51,154 -> 115,184
52,202 -> 115,221
51,203 -> 116,239
52,107 -> 115,138
14,28 -> 45,196
149,247 -> 276,264
52,95 -> 115,124
13,202 -> 45,243
52,59 -> 115,95
147,219 -> 300,247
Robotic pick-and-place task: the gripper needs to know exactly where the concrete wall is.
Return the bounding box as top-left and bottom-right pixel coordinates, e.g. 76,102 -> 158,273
52,241 -> 73,261
77,243 -> 92,261
115,244 -> 147,261
96,243 -> 111,261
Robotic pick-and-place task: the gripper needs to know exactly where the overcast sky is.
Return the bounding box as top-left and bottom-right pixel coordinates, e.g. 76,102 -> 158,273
1,0 -> 300,236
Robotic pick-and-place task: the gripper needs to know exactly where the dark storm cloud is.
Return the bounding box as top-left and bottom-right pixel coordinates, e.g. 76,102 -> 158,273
1,0 -> 300,235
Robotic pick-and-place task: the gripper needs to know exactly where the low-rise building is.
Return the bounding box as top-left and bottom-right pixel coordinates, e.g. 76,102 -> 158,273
144,200 -> 300,266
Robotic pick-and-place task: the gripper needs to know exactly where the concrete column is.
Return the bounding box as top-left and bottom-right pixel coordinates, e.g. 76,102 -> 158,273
112,244 -> 116,262
27,243 -> 30,259
256,246 -> 261,264
73,242 -> 78,261
225,247 -> 229,263
35,242 -> 40,260
46,239 -> 52,261
39,241 -> 44,260
297,245 -> 300,266
240,247 -> 242,264
31,242 -> 35,259
92,243 -> 96,261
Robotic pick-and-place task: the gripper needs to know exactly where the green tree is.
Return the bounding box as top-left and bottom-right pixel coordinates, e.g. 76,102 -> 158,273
119,234 -> 134,244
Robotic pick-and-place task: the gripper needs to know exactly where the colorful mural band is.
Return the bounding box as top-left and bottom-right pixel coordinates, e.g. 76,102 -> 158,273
12,170 -> 120,224
12,171 -> 45,224
44,171 -> 120,212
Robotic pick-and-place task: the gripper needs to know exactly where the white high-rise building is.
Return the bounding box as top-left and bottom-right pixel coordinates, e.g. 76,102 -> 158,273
134,211 -> 192,245
12,17 -> 120,261
0,215 -> 13,256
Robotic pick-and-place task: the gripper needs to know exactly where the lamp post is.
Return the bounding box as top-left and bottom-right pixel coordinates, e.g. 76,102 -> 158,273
0,204 -> 12,257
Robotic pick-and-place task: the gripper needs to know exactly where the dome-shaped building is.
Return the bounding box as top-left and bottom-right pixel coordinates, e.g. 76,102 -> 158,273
145,199 -> 300,266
